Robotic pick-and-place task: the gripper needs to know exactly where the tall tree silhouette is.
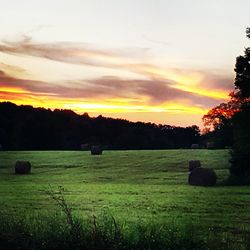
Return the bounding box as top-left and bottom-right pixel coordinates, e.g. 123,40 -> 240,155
202,27 -> 250,183
230,28 -> 250,183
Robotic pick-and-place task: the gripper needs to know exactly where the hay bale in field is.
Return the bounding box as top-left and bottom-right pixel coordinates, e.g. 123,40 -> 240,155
188,167 -> 217,186
15,161 -> 31,174
80,143 -> 90,151
206,142 -> 215,150
188,160 -> 201,172
190,144 -> 199,149
91,145 -> 102,155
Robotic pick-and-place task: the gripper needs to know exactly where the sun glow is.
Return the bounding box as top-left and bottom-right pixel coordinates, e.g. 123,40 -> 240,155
65,104 -> 206,115
0,90 -> 207,117
172,84 -> 228,100
0,86 -> 30,94
131,65 -> 229,100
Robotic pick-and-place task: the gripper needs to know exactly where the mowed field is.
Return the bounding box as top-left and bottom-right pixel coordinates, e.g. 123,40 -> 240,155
1,150 -> 250,231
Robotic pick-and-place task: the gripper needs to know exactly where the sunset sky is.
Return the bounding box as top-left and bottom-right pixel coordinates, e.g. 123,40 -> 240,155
0,0 -> 249,127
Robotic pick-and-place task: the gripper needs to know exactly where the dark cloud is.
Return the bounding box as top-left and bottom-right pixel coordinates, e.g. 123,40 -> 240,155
199,73 -> 234,92
0,69 -> 219,108
87,77 -> 220,107
0,70 -> 62,95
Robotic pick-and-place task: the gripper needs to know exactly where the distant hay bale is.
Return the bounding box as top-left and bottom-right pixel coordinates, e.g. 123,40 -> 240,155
91,145 -> 102,155
206,142 -> 215,150
15,161 -> 31,174
188,160 -> 201,172
80,144 -> 90,151
225,145 -> 232,149
188,167 -> 217,186
190,144 -> 199,149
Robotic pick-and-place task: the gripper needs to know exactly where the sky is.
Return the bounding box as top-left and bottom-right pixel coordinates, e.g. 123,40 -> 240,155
0,0 -> 249,127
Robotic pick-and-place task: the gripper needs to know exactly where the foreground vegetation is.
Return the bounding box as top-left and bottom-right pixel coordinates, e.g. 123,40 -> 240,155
1,150 -> 250,249
1,208 -> 250,250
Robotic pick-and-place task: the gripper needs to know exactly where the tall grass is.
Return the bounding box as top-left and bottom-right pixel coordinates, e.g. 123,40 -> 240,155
0,186 -> 250,250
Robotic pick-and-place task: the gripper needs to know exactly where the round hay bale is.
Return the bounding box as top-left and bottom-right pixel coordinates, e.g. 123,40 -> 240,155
80,144 -> 90,151
190,144 -> 199,149
188,160 -> 201,172
188,167 -> 217,186
15,161 -> 31,174
91,145 -> 102,155
206,142 -> 215,150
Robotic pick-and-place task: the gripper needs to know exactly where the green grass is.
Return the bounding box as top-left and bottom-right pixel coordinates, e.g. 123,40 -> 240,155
1,209 -> 242,250
1,149 -> 250,233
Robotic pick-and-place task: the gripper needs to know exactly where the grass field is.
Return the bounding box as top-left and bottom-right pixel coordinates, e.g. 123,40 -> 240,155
1,149 -> 250,233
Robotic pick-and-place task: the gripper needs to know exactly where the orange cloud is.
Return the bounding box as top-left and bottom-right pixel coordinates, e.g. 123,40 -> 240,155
0,69 -> 220,109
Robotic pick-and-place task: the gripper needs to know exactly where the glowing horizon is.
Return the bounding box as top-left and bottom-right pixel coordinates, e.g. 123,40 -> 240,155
0,0 -> 249,127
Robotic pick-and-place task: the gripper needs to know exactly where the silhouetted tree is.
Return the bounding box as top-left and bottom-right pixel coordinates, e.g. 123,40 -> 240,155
247,27 -> 250,39
202,99 -> 238,148
203,27 -> 250,183
0,101 -> 201,150
229,28 -> 250,183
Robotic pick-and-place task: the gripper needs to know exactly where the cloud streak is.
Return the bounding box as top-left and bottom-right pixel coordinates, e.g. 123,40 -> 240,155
0,36 -> 233,102
0,68 -> 220,109
0,36 -> 148,68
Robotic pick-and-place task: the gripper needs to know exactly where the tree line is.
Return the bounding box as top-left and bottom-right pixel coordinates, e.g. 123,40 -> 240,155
0,101 -> 201,150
